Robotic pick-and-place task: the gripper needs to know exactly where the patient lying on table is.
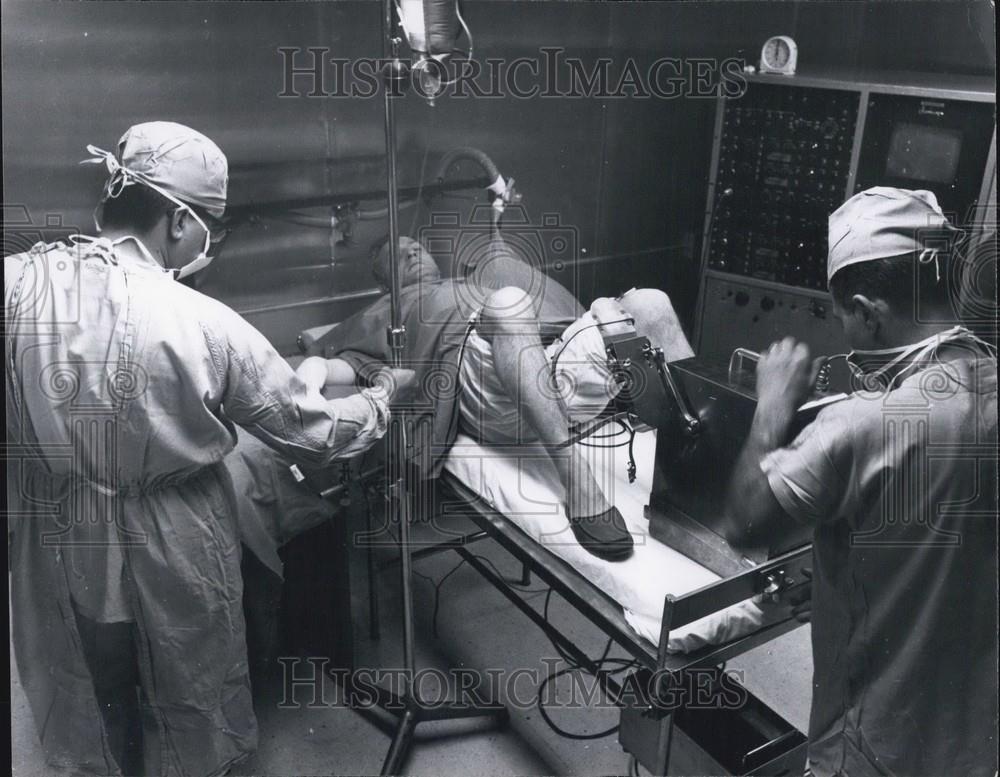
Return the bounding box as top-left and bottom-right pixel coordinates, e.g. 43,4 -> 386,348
225,239 -> 768,654
300,235 -> 694,562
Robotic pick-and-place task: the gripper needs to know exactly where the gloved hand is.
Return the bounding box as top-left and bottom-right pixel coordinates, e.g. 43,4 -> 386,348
295,356 -> 331,394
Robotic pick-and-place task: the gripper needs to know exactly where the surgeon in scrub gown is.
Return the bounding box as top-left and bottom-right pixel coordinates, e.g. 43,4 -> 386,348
5,122 -> 395,775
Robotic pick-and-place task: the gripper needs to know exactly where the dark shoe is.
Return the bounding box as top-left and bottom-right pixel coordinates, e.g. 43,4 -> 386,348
567,506 -> 634,561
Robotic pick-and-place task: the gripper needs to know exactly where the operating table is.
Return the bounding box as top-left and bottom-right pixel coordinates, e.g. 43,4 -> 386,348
423,337 -> 826,774
237,341 -> 820,774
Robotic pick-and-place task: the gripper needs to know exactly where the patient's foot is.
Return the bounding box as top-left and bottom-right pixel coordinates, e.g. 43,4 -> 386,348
566,505 -> 634,562
563,453 -> 634,561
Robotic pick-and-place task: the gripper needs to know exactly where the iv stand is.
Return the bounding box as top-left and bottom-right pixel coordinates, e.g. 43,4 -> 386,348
372,2 -> 507,772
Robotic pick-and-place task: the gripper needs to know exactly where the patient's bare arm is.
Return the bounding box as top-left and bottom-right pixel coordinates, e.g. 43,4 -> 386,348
295,357 -> 362,391
324,358 -> 363,385
478,286 -> 611,521
296,357 -> 414,398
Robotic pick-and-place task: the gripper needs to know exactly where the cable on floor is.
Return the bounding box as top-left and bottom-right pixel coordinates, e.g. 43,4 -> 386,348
535,588 -> 641,740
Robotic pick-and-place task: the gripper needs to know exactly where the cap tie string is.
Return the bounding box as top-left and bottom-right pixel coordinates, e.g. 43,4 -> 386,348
918,247 -> 941,283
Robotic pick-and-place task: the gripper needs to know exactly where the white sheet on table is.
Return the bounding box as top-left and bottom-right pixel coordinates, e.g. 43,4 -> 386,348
443,429 -> 771,653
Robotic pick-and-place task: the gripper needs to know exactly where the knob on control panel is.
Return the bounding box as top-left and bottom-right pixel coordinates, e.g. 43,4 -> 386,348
734,291 -> 750,306
808,300 -> 827,319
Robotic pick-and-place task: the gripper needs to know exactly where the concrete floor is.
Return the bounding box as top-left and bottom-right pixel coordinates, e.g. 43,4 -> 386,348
11,532 -> 812,776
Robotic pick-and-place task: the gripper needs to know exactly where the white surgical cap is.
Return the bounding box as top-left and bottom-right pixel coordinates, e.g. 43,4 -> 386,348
83,121 -> 228,218
827,187 -> 960,283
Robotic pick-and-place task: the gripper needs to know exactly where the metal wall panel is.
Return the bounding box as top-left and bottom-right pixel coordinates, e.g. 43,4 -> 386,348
3,0 -> 994,352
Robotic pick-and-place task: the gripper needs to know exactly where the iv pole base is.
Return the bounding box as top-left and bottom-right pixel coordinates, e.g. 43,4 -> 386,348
380,694 -> 508,775
336,673 -> 508,775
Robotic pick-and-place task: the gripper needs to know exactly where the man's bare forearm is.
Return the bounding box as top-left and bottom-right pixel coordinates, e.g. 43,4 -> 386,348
723,337 -> 818,549
723,413 -> 790,548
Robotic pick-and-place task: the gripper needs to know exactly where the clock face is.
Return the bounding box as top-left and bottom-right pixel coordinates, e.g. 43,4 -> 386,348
764,37 -> 790,68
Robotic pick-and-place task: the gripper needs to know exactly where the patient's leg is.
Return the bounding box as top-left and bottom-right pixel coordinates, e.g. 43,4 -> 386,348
590,289 -> 694,362
604,288 -> 694,362
477,287 -> 632,560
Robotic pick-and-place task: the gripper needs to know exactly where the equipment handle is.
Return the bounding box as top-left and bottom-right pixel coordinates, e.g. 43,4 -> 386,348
729,346 -> 835,394
727,347 -> 759,385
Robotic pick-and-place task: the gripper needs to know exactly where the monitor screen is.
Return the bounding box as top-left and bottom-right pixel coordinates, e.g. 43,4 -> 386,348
885,123 -> 962,184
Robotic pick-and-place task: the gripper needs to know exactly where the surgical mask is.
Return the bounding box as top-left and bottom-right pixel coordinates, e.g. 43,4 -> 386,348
844,326 -> 992,391
169,202 -> 214,280
84,145 -> 222,281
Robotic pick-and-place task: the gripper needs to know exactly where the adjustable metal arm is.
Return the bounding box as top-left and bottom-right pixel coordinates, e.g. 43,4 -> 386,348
645,344 -> 701,437
605,334 -> 700,437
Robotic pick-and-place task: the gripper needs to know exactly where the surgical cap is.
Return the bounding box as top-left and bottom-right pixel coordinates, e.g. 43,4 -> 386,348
86,121 -> 228,218
827,187 -> 960,283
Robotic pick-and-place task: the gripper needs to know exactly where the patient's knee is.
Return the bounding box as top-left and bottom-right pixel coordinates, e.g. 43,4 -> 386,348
478,286 -> 538,340
620,288 -> 672,320
618,288 -> 693,361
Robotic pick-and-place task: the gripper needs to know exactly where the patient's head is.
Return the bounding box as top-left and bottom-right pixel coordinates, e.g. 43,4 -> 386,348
372,236 -> 441,290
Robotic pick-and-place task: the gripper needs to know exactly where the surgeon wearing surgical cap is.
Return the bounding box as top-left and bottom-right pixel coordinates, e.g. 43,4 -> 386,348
82,120 -> 230,280
5,122 -> 393,774
722,187 -> 998,776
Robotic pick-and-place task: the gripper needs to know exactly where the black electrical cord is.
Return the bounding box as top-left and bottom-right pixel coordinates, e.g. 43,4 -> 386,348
578,426 -> 627,441
427,558 -> 470,638
573,416 -> 640,484
536,665 -> 622,741
626,426 -> 637,480
413,549 -> 642,741
416,552 -> 548,638
537,629 -> 617,738
411,568 -> 439,589
536,588 -> 640,741
549,317 -> 635,374
541,590 -> 639,678
576,417 -> 631,447
535,654 -> 640,740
